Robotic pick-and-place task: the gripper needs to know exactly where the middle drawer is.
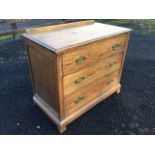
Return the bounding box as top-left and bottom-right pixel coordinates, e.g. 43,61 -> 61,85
63,51 -> 123,96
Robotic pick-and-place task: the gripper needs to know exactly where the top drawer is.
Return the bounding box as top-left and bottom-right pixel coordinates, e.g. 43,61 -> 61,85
63,33 -> 127,76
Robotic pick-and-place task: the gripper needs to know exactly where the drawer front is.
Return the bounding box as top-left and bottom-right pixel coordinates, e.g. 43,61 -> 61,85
63,33 -> 127,76
63,51 -> 123,96
65,70 -> 119,116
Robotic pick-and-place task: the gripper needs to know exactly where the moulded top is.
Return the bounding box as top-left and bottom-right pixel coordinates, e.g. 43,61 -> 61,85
23,20 -> 132,53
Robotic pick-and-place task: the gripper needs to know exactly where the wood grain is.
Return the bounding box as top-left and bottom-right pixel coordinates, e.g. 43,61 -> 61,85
63,51 -> 123,96
118,32 -> 130,83
23,20 -> 131,133
65,70 -> 120,115
56,54 -> 65,119
62,84 -> 121,126
26,41 -> 59,113
23,21 -> 131,52
26,20 -> 95,34
63,33 -> 127,76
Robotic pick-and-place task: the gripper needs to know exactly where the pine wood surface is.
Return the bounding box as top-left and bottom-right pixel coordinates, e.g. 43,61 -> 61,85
23,20 -> 131,52
23,20 -> 131,133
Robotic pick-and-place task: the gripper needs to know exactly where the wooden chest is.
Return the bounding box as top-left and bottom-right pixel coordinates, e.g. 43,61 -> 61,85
23,20 -> 132,133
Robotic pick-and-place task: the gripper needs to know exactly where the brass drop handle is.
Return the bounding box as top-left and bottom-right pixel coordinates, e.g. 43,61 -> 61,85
74,76 -> 85,84
75,56 -> 87,64
74,96 -> 86,104
112,44 -> 121,50
107,79 -> 114,85
109,61 -> 117,67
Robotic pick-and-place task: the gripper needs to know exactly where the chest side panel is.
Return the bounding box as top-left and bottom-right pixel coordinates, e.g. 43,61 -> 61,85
25,40 -> 59,114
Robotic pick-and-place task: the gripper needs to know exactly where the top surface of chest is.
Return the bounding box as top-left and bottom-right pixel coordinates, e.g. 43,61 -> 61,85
23,20 -> 131,53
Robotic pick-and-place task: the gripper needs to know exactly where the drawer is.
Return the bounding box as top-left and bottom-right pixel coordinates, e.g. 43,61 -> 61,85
65,70 -> 119,115
63,33 -> 127,76
63,51 -> 123,96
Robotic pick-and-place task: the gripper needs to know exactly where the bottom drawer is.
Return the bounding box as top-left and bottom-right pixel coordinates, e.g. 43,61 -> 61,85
65,70 -> 120,116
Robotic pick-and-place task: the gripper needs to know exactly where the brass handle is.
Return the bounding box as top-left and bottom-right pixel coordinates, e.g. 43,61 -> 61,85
74,96 -> 86,104
74,76 -> 85,84
109,61 -> 117,67
75,56 -> 86,64
112,44 -> 121,50
107,79 -> 114,85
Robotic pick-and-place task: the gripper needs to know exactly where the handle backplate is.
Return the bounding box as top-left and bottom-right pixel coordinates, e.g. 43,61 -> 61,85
107,79 -> 114,85
75,56 -> 86,64
112,44 -> 121,50
74,76 -> 85,84
74,96 -> 86,104
109,61 -> 117,67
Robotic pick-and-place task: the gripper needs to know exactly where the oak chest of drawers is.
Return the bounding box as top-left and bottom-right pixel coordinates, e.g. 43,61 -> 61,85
23,20 -> 131,133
